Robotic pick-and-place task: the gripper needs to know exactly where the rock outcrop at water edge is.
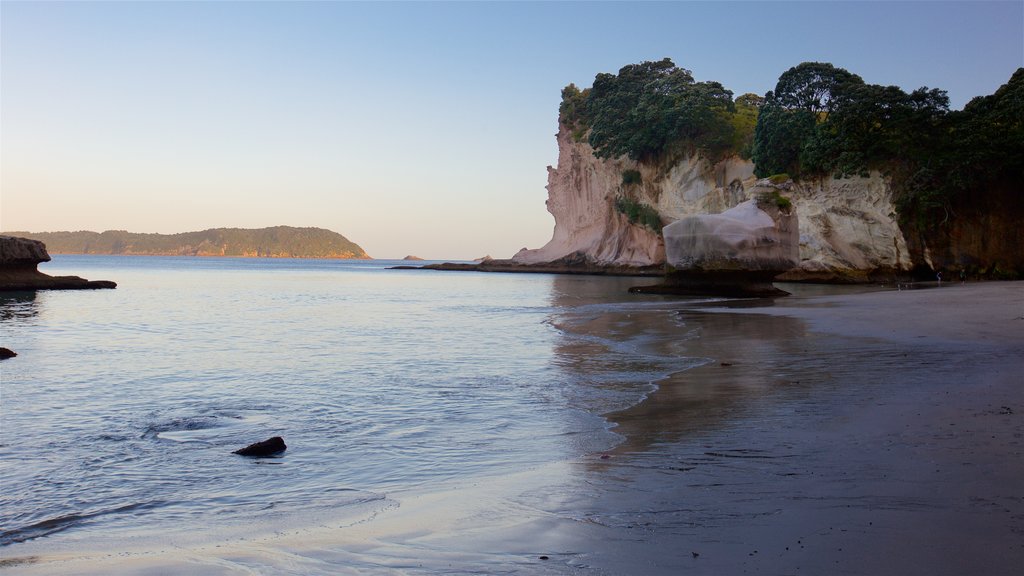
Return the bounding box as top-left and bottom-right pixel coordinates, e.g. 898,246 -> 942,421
0,235 -> 116,290
510,123 -> 913,282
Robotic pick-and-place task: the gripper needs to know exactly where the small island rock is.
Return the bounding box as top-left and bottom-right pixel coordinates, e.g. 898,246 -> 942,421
0,347 -> 17,360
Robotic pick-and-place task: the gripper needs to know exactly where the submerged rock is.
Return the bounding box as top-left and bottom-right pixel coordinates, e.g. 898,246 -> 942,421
0,236 -> 116,291
233,436 -> 286,457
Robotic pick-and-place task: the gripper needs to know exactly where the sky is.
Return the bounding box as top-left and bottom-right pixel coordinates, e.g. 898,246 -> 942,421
2,1 -> 1021,260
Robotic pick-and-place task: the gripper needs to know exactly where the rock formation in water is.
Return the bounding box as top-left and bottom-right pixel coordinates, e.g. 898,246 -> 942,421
511,123 -> 910,283
0,347 -> 17,360
633,194 -> 799,296
0,235 -> 116,290
3,226 -> 370,260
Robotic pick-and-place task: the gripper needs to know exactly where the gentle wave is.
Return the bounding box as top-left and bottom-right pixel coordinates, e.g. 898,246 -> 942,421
0,255 -> 706,549
0,501 -> 167,546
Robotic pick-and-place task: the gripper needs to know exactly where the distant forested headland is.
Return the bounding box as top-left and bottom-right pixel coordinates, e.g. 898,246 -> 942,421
4,227 -> 371,259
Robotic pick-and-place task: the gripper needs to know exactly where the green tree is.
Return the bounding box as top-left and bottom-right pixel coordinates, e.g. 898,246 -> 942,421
771,62 -> 864,118
751,96 -> 816,177
577,58 -> 736,161
752,62 -> 865,177
731,93 -> 764,159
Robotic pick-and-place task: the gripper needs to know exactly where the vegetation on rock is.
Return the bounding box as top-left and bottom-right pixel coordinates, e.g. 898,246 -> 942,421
614,197 -> 662,232
621,169 -> 642,186
751,64 -> 1022,226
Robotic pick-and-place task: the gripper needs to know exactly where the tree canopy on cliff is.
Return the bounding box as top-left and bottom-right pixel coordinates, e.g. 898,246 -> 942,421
559,58 -> 745,162
562,58 -> 1021,234
750,62 -> 950,179
751,63 -> 1023,226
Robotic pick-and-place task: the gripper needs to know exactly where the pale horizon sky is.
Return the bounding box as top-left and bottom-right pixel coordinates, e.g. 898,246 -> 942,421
2,1 -> 1021,260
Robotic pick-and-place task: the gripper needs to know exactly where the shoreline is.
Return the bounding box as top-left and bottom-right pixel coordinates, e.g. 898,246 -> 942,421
3,282 -> 1021,574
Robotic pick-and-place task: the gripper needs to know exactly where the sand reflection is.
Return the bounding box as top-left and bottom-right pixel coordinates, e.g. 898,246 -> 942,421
607,309 -> 810,453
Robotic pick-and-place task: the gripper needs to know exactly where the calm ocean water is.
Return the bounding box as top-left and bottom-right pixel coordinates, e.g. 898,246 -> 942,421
0,256 -> 708,550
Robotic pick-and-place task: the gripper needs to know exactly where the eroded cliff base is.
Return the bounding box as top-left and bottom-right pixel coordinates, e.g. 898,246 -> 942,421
629,270 -> 790,298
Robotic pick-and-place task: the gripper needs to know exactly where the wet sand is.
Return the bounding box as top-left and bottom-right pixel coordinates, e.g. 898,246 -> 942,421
562,281 -> 1023,575
4,281 -> 1022,574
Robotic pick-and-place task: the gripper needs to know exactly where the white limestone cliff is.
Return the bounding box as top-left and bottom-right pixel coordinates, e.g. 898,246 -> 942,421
513,124 -> 912,281
775,175 -> 910,281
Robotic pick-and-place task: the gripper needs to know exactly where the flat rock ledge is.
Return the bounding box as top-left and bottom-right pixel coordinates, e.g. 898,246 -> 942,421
391,252 -> 663,277
0,235 -> 116,291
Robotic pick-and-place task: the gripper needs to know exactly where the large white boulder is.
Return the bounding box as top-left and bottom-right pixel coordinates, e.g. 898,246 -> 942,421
663,198 -> 798,273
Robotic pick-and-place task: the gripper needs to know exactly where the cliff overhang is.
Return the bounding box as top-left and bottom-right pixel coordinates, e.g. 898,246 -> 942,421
0,236 -> 116,291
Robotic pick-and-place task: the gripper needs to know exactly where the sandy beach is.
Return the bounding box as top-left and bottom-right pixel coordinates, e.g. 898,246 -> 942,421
3,281 -> 1021,575
570,280 -> 1024,575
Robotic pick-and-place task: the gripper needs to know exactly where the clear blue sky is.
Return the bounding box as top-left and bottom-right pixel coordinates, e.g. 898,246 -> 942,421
2,1 -> 1021,259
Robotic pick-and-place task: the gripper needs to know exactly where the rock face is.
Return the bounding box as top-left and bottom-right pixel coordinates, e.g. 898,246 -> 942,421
0,235 -> 116,290
512,123 -> 914,282
0,235 -> 51,266
902,182 -> 1024,279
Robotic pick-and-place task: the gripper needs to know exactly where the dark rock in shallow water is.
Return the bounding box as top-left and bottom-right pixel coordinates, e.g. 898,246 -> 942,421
233,436 -> 286,457
0,347 -> 17,360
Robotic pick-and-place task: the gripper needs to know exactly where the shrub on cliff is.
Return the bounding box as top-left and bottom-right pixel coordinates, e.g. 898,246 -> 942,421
614,197 -> 662,232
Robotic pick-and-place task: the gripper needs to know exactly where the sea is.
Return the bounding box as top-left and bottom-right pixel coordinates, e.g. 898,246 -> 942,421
0,255 -> 712,555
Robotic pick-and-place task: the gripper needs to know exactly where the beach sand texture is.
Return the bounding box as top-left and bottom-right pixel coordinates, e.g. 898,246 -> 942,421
3,281 -> 1021,575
